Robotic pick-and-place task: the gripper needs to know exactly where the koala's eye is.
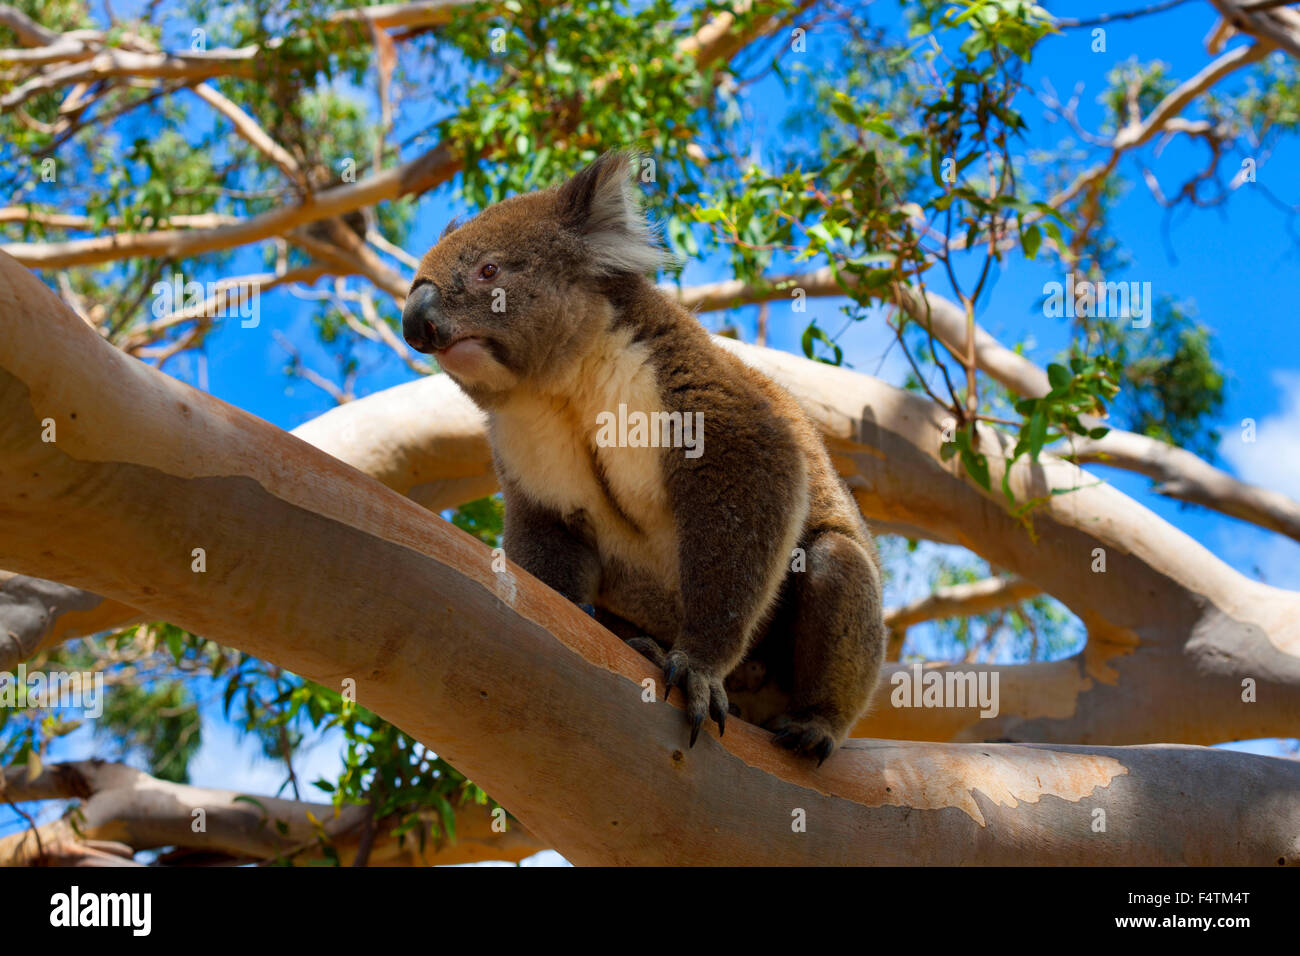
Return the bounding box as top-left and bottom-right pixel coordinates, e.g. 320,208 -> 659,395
478,263 -> 499,281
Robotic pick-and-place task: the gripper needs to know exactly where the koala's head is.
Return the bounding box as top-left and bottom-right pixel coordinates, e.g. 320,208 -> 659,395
402,151 -> 663,401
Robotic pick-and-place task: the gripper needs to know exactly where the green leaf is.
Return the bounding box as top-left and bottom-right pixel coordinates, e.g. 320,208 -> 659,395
862,117 -> 898,140
960,446 -> 991,491
1027,410 -> 1048,458
165,628 -> 184,663
800,324 -> 843,366
829,96 -> 859,126
1020,224 -> 1042,259
1001,457 -> 1017,507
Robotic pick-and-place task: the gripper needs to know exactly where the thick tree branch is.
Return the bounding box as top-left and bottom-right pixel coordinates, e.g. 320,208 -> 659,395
0,4 -> 61,47
0,571 -> 141,670
1,141 -> 460,268
2,254 -> 1299,863
5,252 -> 1300,746
5,259 -> 1298,743
7,257 -> 1300,863
0,372 -> 490,673
0,760 -> 542,866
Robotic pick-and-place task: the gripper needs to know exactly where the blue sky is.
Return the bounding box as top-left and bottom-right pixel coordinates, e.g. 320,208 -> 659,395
182,1 -> 1300,599
8,1 -> 1299,862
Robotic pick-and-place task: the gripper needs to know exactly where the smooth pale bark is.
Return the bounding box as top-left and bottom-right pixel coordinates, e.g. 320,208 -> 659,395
0,761 -> 543,866
0,571 -> 141,669
205,337 -> 1300,745
1111,41 -> 1274,149
885,576 -> 1041,633
666,272 -> 1300,544
0,378 -> 492,673
291,376 -> 496,513
0,764 -> 538,868
890,287 -> 1300,543
2,254 -> 1300,864
720,339 -> 1300,744
7,276 -> 1300,744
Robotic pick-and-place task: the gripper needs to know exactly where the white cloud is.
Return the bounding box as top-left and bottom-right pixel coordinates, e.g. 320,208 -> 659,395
1220,370 -> 1300,502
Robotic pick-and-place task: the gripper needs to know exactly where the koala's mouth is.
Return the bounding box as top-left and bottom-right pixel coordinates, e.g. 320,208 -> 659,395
435,334 -> 483,355
434,335 -> 501,377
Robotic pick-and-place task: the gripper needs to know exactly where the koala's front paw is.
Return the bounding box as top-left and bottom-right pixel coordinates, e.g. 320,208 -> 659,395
768,713 -> 839,766
624,635 -> 668,669
661,650 -> 728,747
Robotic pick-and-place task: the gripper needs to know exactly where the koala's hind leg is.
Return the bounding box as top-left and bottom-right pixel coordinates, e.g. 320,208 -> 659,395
771,530 -> 885,764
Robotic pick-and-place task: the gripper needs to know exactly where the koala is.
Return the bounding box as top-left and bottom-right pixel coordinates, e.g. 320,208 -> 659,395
402,152 -> 885,763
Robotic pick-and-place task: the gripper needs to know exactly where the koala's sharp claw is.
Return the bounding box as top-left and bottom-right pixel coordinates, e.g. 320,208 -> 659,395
709,695 -> 727,737
662,658 -> 681,699
660,650 -> 728,747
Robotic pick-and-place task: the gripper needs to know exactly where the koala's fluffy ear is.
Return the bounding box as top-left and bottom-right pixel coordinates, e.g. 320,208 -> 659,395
556,151 -> 666,276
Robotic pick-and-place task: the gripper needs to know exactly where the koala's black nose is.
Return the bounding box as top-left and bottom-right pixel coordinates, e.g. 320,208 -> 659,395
402,282 -> 449,353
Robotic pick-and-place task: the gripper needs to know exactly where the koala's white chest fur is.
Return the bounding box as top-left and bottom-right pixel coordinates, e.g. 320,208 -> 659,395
490,326 -> 680,586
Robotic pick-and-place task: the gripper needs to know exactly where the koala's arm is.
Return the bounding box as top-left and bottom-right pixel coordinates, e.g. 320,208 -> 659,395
661,397 -> 804,677
500,479 -> 601,606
